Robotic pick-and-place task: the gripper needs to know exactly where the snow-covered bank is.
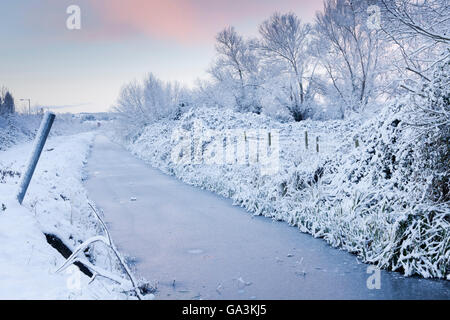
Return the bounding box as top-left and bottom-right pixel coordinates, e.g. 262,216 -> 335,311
115,106 -> 449,280
0,113 -> 99,152
0,132 -> 144,299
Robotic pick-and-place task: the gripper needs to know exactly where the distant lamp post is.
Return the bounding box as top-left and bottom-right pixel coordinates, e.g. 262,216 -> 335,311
20,99 -> 31,114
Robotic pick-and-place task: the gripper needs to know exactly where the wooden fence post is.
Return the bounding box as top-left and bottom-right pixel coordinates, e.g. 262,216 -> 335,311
305,131 -> 309,150
316,136 -> 319,153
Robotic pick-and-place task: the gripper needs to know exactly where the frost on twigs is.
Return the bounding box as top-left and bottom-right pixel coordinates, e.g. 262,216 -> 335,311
56,203 -> 149,299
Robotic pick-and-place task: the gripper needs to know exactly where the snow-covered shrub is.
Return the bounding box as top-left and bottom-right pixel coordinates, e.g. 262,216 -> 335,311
401,57 -> 449,203
322,109 -> 448,278
319,57 -> 450,278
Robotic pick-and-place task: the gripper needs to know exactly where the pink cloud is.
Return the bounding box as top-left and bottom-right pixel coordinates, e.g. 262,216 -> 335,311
92,0 -> 322,43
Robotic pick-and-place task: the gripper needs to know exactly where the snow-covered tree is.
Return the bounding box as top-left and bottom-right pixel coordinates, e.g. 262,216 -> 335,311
315,0 -> 386,117
379,0 -> 449,90
209,27 -> 262,114
114,80 -> 146,130
142,73 -> 183,120
258,12 -> 316,121
114,73 -> 185,140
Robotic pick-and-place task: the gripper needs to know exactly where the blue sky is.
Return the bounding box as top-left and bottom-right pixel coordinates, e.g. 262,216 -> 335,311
0,1 -> 322,113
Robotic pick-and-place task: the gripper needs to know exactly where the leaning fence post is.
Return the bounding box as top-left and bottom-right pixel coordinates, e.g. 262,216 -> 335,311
17,112 -> 56,204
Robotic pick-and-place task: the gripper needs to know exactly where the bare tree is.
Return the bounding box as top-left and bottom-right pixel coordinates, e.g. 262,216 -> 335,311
142,73 -> 183,120
114,73 -> 183,140
258,13 -> 314,121
315,0 -> 385,116
380,0 -> 449,43
114,80 -> 146,122
379,0 -> 449,86
210,27 -> 262,113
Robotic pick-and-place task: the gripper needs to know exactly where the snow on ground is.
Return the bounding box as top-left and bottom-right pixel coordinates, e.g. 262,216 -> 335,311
0,125 -> 143,299
0,113 -> 99,152
0,199 -> 98,299
113,106 -> 449,280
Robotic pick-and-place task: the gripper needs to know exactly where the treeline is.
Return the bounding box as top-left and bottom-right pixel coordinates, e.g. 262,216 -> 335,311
115,0 -> 448,124
0,88 -> 15,116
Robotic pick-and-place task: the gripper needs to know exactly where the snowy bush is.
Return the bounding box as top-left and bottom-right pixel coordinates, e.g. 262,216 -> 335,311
323,107 -> 449,278
313,57 -> 449,278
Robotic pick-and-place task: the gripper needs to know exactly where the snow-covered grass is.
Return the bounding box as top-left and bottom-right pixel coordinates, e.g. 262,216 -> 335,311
0,113 -> 99,152
0,124 -> 149,299
114,106 -> 449,280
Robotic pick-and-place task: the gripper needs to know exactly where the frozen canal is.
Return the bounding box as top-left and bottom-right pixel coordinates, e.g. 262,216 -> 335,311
85,135 -> 449,300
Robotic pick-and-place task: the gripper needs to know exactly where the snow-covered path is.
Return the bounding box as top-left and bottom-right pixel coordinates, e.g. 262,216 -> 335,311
85,135 -> 449,300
